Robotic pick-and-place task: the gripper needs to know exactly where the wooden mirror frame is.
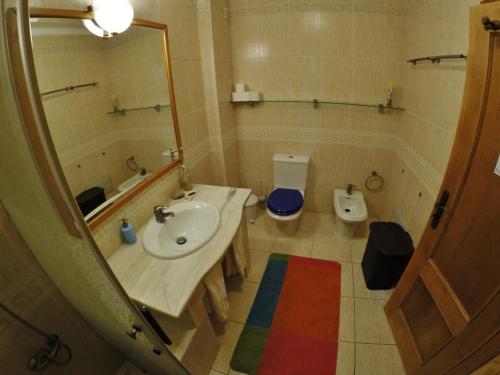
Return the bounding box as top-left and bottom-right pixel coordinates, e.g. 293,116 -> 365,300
9,7 -> 183,231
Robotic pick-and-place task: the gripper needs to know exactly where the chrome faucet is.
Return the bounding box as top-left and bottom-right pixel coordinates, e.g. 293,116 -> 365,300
154,206 -> 175,223
347,184 -> 354,196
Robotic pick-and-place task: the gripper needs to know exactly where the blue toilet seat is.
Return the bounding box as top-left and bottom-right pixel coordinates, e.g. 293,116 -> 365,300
267,188 -> 303,216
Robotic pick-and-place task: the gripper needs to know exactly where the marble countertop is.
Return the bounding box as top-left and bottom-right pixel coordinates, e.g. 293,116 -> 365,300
108,184 -> 251,318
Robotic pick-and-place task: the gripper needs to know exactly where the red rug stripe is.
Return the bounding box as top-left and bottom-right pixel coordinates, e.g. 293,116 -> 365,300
258,256 -> 341,374
257,332 -> 339,375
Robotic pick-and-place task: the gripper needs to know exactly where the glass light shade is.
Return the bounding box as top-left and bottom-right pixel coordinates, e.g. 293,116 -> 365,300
92,0 -> 134,34
82,19 -> 113,39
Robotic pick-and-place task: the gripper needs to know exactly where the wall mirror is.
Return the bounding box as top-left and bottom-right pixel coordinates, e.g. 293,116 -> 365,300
27,9 -> 182,227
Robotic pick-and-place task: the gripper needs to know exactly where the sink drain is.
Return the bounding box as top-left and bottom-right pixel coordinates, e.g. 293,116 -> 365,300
176,236 -> 187,245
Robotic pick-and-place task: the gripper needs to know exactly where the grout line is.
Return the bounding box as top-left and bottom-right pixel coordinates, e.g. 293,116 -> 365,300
353,295 -> 390,301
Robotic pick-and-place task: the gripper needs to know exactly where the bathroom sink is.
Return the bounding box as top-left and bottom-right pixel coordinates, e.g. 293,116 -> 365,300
142,201 -> 220,259
118,172 -> 151,193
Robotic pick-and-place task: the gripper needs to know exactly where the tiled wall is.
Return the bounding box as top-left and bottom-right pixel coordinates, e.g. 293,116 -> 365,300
0,201 -> 123,374
230,0 -> 407,216
228,0 -> 475,244
382,0 -> 476,242
198,0 -> 240,186
33,30 -> 177,198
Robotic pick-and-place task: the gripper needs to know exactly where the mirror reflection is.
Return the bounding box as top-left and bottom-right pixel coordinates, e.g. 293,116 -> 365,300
30,18 -> 178,221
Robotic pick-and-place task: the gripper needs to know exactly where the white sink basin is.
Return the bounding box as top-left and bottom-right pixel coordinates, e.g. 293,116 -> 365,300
142,201 -> 220,259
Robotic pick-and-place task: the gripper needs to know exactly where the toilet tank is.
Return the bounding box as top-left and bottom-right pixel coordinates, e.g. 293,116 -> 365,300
273,154 -> 310,190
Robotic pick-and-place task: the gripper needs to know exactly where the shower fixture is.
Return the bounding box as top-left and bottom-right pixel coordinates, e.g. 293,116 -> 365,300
0,302 -> 72,371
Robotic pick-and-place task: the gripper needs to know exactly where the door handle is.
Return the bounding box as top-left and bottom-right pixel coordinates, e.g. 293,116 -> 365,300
431,190 -> 451,229
482,17 -> 500,31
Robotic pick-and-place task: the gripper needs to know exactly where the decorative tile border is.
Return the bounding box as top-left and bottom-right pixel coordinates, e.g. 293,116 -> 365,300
237,126 -> 393,148
232,1 -> 407,17
210,125 -> 238,152
237,125 -> 441,197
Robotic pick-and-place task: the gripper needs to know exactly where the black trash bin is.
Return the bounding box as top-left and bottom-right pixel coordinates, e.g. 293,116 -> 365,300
361,222 -> 414,290
75,186 -> 106,216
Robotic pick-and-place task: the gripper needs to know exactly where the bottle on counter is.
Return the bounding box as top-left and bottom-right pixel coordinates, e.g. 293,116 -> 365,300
179,164 -> 193,191
120,218 -> 137,244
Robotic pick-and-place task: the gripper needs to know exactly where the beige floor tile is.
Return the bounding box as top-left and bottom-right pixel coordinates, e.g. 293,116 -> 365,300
355,217 -> 378,238
340,262 -> 354,297
353,263 -> 392,300
336,341 -> 355,375
228,369 -> 247,375
313,213 -> 336,234
351,237 -> 368,263
247,250 -> 270,284
226,279 -> 259,323
355,344 -> 405,375
340,297 -> 355,342
355,298 -> 395,344
312,233 -> 352,262
298,212 -> 314,231
251,207 -> 267,226
272,230 -> 313,257
247,225 -> 275,251
212,321 -> 244,374
210,370 -> 227,375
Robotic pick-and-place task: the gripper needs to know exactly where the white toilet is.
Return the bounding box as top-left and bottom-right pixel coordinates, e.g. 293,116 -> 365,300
266,154 -> 310,235
333,188 -> 368,238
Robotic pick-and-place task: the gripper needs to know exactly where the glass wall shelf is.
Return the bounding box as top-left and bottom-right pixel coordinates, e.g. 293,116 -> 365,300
230,99 -> 405,112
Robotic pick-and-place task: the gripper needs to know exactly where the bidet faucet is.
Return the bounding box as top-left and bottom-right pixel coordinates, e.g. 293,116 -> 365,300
154,206 -> 175,223
347,184 -> 354,196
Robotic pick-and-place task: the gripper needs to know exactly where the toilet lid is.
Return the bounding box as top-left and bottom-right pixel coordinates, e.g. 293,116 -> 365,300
267,188 -> 303,216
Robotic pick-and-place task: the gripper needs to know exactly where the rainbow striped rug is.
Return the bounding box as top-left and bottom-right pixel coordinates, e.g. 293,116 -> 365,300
230,254 -> 341,375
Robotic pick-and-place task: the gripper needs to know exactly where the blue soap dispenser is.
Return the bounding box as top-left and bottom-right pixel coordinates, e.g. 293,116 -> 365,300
121,218 -> 137,244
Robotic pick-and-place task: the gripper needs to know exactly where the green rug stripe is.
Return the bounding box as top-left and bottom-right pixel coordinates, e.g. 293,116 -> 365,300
269,253 -> 290,262
230,325 -> 269,375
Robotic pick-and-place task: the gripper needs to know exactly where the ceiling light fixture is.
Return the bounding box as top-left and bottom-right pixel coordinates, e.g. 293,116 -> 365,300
92,0 -> 134,35
82,19 -> 112,39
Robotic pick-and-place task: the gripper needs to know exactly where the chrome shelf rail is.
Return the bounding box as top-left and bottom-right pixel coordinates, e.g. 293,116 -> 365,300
407,54 -> 467,65
231,99 -> 405,112
41,81 -> 98,96
107,104 -> 171,115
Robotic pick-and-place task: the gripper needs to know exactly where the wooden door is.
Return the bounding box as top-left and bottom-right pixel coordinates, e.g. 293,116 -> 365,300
385,2 -> 500,374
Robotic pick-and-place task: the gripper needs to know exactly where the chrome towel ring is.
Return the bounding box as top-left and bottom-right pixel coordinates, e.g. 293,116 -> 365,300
365,171 -> 384,191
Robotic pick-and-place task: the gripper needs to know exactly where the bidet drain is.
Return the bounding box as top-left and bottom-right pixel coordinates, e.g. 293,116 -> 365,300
345,208 -> 351,213
176,236 -> 187,245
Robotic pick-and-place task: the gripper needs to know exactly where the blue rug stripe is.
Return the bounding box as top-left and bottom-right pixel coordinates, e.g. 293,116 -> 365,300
246,258 -> 288,328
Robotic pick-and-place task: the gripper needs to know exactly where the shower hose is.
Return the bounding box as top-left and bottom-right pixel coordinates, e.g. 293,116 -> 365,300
0,301 -> 72,371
